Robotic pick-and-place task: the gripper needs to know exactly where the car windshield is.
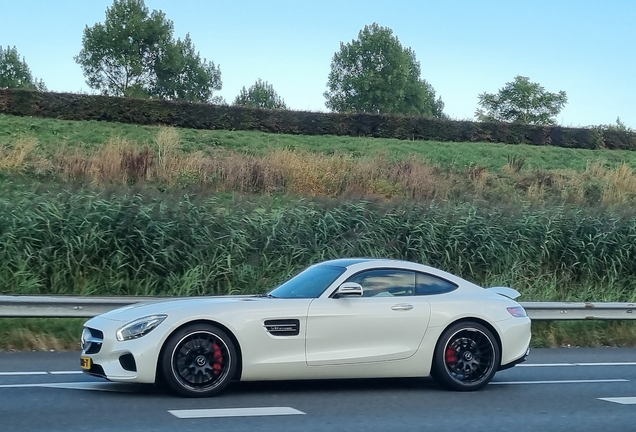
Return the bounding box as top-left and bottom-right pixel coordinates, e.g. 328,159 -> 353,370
268,265 -> 346,299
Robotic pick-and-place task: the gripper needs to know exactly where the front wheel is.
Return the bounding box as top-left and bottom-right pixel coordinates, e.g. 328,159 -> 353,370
161,323 -> 237,397
431,322 -> 500,391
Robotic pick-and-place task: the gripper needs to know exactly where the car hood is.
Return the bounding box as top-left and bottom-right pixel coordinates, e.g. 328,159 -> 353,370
96,296 -> 260,322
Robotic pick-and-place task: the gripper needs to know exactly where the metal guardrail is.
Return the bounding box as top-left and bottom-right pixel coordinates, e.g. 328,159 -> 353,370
523,302 -> 636,320
0,296 -> 634,320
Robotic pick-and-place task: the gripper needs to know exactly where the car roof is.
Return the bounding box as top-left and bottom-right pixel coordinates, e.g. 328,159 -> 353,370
317,258 -> 474,288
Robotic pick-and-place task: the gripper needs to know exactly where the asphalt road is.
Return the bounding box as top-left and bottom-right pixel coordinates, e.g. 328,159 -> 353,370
1,348 -> 635,432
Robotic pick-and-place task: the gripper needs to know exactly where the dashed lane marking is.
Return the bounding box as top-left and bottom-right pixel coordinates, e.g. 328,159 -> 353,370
168,407 -> 306,419
598,397 -> 636,405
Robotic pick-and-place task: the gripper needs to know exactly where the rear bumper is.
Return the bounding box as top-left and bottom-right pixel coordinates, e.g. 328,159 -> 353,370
497,316 -> 531,366
499,347 -> 530,371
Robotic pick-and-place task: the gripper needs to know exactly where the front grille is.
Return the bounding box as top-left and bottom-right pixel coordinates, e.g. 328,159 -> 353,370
89,328 -> 104,339
86,343 -> 102,355
82,327 -> 104,354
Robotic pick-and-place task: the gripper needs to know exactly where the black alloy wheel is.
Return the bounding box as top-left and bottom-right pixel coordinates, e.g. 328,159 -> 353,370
431,321 -> 500,391
161,323 -> 237,397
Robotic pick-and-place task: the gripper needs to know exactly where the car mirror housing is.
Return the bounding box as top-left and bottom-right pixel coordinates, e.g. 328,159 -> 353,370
335,282 -> 363,298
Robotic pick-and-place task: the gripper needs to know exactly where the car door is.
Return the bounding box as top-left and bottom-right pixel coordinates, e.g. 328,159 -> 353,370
305,269 -> 431,366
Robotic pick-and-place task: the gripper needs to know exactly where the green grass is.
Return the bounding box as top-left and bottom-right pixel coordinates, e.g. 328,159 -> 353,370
531,321 -> 636,348
3,114 -> 636,171
0,318 -> 84,351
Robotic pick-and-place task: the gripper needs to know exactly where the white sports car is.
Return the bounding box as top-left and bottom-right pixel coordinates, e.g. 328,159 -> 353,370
80,259 -> 531,397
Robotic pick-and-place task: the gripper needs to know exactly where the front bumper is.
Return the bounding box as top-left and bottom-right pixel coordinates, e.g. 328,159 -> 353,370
80,316 -> 167,384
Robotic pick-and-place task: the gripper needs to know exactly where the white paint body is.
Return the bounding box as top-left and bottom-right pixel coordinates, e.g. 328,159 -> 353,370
81,259 -> 531,384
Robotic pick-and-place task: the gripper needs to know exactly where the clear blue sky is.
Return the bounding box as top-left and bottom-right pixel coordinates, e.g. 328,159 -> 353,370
2,0 -> 635,127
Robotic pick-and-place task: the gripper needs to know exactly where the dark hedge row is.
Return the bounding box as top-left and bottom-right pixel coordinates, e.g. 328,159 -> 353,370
1,89 -> 635,150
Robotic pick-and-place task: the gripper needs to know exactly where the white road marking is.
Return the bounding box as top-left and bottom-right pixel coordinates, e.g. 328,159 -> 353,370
520,362 -> 636,367
0,370 -> 82,376
168,407 -> 306,419
0,382 -> 135,392
598,397 -> 636,405
0,383 -> 60,388
492,379 -> 629,385
41,382 -> 137,392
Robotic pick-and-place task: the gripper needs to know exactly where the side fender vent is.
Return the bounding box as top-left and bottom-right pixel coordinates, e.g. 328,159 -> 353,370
264,319 -> 300,336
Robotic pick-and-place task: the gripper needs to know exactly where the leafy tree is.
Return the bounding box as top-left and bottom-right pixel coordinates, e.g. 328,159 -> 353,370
0,46 -> 46,91
154,34 -> 222,103
476,76 -> 568,125
324,23 -> 444,118
75,0 -> 221,102
233,79 -> 287,109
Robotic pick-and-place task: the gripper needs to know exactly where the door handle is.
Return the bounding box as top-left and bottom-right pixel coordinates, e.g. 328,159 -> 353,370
391,304 -> 414,311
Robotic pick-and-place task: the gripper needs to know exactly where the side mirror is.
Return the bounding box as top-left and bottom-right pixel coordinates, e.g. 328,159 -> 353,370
335,282 -> 363,298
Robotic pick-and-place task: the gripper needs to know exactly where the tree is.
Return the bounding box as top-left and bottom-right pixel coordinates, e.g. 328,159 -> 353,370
154,34 -> 222,103
0,46 -> 46,91
475,76 -> 568,125
324,23 -> 444,118
75,0 -> 221,102
233,79 -> 287,109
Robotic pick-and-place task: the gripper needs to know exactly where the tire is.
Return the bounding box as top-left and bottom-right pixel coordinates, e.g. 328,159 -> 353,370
161,323 -> 237,397
431,321 -> 500,391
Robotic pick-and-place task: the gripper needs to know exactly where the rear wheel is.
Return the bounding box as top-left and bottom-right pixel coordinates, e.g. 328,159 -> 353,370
161,323 -> 237,397
431,322 -> 499,391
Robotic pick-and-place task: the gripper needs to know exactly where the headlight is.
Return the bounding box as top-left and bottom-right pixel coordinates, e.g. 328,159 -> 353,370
116,315 -> 167,341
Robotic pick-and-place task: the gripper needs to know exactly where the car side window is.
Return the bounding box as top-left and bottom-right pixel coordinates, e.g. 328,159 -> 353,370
346,269 -> 415,297
416,272 -> 457,295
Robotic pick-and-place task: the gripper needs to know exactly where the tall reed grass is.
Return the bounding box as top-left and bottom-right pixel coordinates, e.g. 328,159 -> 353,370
1,183 -> 635,301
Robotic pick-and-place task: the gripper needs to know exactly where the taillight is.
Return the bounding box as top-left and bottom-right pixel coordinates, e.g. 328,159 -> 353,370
507,306 -> 527,317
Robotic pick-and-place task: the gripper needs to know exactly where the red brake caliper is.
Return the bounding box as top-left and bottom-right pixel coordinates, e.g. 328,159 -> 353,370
212,342 -> 224,375
445,347 -> 457,364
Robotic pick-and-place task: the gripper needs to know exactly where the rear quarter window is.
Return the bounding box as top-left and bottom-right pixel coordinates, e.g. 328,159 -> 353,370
415,272 -> 458,295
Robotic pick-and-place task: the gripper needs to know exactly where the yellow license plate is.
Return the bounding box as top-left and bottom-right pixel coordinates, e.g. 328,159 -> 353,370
80,356 -> 92,370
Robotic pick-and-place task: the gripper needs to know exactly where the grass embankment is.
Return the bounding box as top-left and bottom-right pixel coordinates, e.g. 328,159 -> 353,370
3,114 -> 636,171
3,115 -> 636,207
2,114 -> 636,349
